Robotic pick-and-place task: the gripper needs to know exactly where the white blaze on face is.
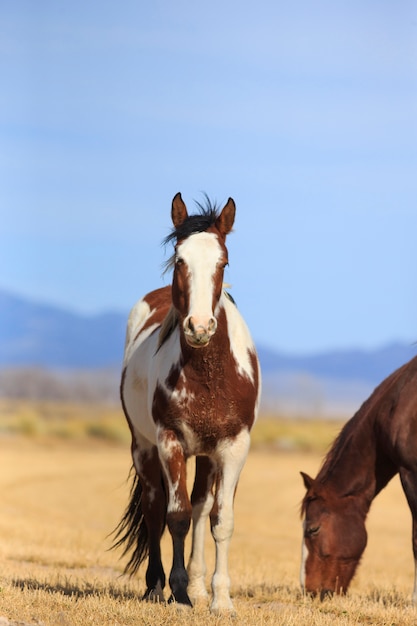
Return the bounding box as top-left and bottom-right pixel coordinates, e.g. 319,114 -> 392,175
177,231 -> 223,326
300,520 -> 308,591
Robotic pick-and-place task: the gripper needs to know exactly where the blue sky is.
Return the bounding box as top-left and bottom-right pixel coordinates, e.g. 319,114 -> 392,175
1,1 -> 416,354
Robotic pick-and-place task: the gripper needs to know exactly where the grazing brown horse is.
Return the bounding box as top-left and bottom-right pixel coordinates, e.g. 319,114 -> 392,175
300,354 -> 417,601
113,193 -> 261,613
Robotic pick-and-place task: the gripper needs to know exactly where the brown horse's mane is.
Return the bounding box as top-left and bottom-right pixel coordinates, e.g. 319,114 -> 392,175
317,400 -> 374,483
314,355 -> 417,490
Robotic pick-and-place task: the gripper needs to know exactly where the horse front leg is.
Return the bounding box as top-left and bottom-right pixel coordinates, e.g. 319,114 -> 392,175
410,513 -> 417,606
399,467 -> 417,604
210,429 -> 251,614
187,456 -> 216,604
157,429 -> 193,607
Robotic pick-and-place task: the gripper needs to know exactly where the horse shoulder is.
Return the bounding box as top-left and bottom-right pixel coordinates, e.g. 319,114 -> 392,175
124,287 -> 171,363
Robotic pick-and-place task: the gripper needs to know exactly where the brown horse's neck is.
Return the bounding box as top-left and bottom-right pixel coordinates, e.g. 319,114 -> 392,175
317,396 -> 397,508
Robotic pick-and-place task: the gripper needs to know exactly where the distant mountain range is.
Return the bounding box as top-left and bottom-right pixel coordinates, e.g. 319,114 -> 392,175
0,290 -> 126,368
1,289 -> 415,414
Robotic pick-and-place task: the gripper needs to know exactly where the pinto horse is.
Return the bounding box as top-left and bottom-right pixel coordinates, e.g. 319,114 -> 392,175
113,193 -> 260,613
300,354 -> 417,601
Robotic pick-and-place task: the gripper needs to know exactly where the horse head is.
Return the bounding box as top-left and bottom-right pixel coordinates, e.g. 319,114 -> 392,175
300,472 -> 368,599
169,192 -> 235,348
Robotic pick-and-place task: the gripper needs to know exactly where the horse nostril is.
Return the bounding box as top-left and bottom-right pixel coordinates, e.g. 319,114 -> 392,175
208,317 -> 217,334
184,316 -> 216,337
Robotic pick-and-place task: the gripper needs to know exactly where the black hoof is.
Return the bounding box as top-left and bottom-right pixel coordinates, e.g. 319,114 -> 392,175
168,591 -> 193,608
142,581 -> 165,603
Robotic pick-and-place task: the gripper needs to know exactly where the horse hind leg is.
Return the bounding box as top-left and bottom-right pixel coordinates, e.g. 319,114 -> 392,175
113,441 -> 167,603
157,430 -> 193,608
187,456 -> 216,604
111,469 -> 150,578
134,443 -> 168,602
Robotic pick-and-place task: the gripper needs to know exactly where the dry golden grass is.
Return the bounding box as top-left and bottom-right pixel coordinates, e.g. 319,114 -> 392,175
0,399 -> 131,444
0,409 -> 415,625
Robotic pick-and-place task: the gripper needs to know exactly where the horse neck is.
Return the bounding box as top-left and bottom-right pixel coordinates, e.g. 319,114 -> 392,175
179,306 -> 230,375
318,402 -> 396,508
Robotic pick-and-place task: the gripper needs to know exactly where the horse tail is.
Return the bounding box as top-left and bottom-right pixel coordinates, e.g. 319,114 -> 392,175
111,469 -> 150,576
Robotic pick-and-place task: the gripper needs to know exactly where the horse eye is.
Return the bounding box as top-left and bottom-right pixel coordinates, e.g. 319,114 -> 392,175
175,256 -> 184,266
306,525 -> 320,538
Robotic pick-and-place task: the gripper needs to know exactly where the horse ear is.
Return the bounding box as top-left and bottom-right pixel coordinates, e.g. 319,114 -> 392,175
216,197 -> 236,238
300,471 -> 315,491
172,192 -> 188,227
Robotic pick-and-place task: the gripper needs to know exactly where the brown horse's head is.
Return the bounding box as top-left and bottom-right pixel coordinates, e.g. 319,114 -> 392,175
300,472 -> 368,599
167,192 -> 235,348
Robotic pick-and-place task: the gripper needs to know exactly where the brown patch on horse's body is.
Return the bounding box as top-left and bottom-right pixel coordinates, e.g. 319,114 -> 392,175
151,306 -> 257,455
301,354 -> 417,598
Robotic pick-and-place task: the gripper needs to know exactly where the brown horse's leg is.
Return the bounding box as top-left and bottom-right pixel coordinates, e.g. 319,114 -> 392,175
187,456 -> 216,603
157,429 -> 192,607
399,468 -> 417,604
133,440 -> 167,601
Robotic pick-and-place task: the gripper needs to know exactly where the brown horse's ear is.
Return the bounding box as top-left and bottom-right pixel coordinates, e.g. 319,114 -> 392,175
215,197 -> 236,238
300,471 -> 315,491
172,192 -> 188,228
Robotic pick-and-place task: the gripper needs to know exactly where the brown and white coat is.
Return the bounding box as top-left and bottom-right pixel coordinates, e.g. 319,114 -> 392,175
115,193 -> 261,614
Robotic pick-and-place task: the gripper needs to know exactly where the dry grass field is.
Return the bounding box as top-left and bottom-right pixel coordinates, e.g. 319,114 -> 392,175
0,402 -> 416,625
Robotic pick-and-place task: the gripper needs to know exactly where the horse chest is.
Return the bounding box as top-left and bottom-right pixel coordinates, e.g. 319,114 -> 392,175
152,374 -> 243,454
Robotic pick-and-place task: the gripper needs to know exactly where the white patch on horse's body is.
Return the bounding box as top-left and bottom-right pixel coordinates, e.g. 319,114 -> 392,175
122,309 -> 180,445
160,372 -> 196,410
166,478 -> 182,514
176,422 -> 200,456
123,299 -> 156,365
172,385 -> 195,408
222,292 -> 258,384
157,427 -> 184,513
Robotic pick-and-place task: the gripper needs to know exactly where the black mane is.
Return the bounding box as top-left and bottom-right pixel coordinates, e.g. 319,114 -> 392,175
163,195 -> 220,248
162,195 -> 220,272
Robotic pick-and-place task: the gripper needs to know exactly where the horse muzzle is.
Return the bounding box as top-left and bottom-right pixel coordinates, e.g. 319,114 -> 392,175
303,587 -> 334,601
183,315 -> 217,347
